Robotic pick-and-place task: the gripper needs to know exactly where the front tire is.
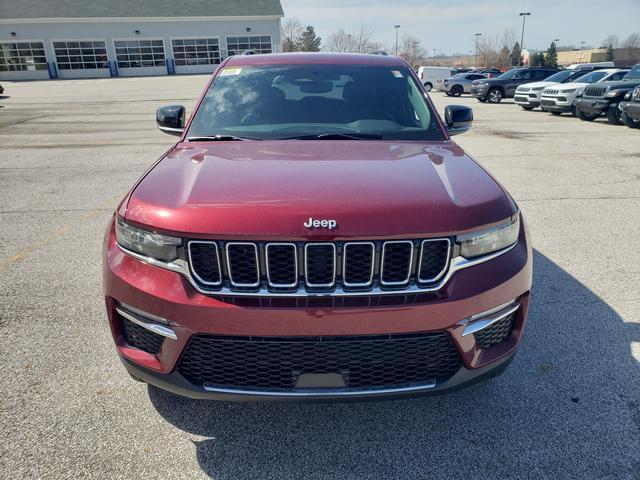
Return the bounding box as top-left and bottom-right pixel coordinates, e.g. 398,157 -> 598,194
576,108 -> 598,121
424,82 -> 433,92
487,88 -> 503,103
450,85 -> 463,97
606,106 -> 623,125
622,112 -> 640,129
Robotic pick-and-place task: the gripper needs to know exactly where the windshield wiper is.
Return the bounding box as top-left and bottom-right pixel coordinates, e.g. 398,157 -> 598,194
280,132 -> 384,140
186,134 -> 258,142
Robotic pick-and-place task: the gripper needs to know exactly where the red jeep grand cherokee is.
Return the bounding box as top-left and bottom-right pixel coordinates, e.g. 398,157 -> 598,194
103,53 -> 532,401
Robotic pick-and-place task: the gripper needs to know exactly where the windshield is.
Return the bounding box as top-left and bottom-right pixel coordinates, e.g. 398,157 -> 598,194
496,69 -> 521,80
543,70 -> 578,83
187,64 -> 446,141
624,65 -> 640,80
573,70 -> 608,84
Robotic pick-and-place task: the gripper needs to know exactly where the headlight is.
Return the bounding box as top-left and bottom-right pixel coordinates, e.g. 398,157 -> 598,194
115,219 -> 181,262
457,216 -> 520,259
560,88 -> 577,94
478,81 -> 489,86
604,89 -> 620,98
531,87 -> 544,91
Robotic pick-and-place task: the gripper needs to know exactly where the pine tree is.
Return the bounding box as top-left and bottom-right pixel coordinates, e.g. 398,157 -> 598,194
531,52 -> 546,66
545,42 -> 558,68
510,42 -> 521,66
299,26 -> 322,52
606,44 -> 614,61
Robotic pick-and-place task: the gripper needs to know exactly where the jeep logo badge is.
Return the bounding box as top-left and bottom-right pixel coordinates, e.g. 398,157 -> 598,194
304,217 -> 337,230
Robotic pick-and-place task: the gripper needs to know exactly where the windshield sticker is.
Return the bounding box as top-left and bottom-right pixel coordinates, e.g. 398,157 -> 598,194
219,67 -> 243,77
391,70 -> 403,78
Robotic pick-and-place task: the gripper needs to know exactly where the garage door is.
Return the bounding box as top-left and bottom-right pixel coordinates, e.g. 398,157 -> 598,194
114,39 -> 166,77
226,36 -> 272,56
53,40 -> 110,79
0,41 -> 50,81
171,38 -> 220,74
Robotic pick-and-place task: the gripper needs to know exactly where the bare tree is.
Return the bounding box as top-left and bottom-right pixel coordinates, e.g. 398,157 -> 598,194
325,28 -> 354,52
622,32 -> 640,49
281,17 -> 303,52
351,24 -> 380,53
400,35 -> 426,68
476,33 -> 500,68
602,34 -> 619,48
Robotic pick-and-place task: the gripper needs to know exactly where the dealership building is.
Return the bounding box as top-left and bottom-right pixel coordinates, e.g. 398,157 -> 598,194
0,0 -> 283,81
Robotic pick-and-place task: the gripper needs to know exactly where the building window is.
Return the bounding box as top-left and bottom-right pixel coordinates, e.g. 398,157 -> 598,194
172,38 -> 220,66
53,41 -> 108,70
0,42 -> 47,72
226,36 -> 272,55
114,40 -> 165,68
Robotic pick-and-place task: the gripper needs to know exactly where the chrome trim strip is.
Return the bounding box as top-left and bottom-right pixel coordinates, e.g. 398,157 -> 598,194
265,242 -> 298,288
225,242 -> 260,288
342,241 -> 375,288
304,243 -> 337,288
461,302 -> 520,337
187,240 -> 222,286
380,240 -> 414,286
417,238 -> 451,283
116,307 -> 177,340
202,381 -> 437,397
117,240 -> 517,297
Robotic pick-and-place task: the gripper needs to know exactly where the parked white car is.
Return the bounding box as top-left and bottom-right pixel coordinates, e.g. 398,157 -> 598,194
417,66 -> 457,92
540,68 -> 630,115
515,68 -> 601,110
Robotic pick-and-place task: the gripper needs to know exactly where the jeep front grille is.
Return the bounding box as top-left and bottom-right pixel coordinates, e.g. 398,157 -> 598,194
583,85 -> 608,98
188,238 -> 451,296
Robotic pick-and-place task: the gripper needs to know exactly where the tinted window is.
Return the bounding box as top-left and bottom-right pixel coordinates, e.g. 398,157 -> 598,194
467,74 -> 485,80
624,65 -> 640,80
188,64 -> 445,141
533,70 -> 554,80
574,71 -> 607,83
608,71 -> 627,81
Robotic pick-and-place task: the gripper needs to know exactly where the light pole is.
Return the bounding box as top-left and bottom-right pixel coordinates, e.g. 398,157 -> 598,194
433,49 -> 437,65
519,12 -> 531,66
474,33 -> 482,69
578,40 -> 585,63
394,25 -> 400,55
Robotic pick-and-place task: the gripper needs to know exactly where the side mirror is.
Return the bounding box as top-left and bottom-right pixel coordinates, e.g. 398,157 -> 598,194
444,105 -> 473,136
156,105 -> 185,136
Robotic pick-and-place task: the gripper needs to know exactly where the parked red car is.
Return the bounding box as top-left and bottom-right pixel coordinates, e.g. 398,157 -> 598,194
103,52 -> 532,401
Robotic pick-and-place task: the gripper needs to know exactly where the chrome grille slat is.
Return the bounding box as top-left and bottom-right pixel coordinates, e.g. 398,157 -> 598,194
226,242 -> 260,288
186,238 -> 455,295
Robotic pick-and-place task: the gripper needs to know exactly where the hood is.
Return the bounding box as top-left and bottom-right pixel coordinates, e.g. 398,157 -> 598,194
551,82 -> 589,92
517,81 -> 558,90
125,141 -> 516,239
597,79 -> 640,90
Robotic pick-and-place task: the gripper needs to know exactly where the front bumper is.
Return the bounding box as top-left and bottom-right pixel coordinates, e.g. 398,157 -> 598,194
575,97 -> 610,115
620,101 -> 640,120
540,97 -> 573,113
514,92 -> 541,107
470,86 -> 489,99
103,217 -> 532,401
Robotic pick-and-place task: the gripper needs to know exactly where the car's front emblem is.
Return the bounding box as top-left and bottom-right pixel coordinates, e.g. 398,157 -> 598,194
304,217 -> 337,230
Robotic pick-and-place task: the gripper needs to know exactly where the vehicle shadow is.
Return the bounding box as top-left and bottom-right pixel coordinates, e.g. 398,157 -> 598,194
148,250 -> 640,479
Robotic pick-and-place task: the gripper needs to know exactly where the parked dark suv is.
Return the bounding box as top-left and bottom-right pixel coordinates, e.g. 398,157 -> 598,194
575,64 -> 640,124
471,67 -> 558,103
619,85 -> 640,128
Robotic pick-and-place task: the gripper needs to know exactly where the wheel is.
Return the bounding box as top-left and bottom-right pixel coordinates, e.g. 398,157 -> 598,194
450,85 -> 463,97
606,106 -> 623,125
424,82 -> 433,92
551,112 -> 562,116
571,105 -> 577,117
576,108 -> 598,121
487,88 -> 503,103
622,112 -> 640,129
521,105 -> 535,111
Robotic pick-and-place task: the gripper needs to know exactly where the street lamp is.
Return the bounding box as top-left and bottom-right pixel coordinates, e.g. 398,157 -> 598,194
394,25 -> 400,55
474,33 -> 482,69
519,12 -> 531,66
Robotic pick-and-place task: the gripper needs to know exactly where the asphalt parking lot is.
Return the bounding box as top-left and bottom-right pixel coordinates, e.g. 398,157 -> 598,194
0,75 -> 639,479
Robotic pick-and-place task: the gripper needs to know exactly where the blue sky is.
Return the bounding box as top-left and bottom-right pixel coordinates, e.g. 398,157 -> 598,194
280,0 -> 640,54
